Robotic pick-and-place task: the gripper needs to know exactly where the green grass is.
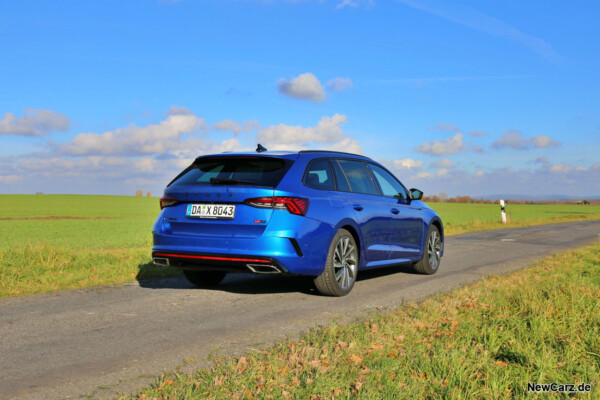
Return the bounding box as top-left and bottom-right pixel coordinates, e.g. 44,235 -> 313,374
0,194 -> 156,249
0,194 -> 599,298
0,194 -> 179,297
127,241 -> 600,399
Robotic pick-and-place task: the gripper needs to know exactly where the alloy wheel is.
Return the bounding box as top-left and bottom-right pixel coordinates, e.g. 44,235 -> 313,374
333,236 -> 358,290
427,229 -> 442,271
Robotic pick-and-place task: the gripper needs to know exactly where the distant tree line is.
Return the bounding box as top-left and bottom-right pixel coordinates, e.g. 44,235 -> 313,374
422,194 -> 598,205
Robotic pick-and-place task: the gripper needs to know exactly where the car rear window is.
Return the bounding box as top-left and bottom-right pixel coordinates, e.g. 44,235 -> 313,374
168,157 -> 293,188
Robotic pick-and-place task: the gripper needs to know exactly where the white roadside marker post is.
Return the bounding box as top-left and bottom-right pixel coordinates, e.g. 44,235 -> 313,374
500,199 -> 507,224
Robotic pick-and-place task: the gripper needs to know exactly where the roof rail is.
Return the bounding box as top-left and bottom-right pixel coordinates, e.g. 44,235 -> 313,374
298,150 -> 371,159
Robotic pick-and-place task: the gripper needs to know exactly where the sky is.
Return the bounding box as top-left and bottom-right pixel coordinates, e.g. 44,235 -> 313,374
0,0 -> 599,198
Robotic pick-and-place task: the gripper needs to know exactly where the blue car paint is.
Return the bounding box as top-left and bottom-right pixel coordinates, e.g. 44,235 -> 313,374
152,151 -> 444,276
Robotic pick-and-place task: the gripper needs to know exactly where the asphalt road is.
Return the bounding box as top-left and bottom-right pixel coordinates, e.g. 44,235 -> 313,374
1,220 -> 599,399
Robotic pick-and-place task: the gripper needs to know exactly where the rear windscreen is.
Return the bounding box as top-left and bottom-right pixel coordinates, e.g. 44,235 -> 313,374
168,157 -> 293,188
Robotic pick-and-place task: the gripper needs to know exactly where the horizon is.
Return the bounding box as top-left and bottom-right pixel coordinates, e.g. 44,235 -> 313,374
2,193 -> 599,203
1,1 -> 598,197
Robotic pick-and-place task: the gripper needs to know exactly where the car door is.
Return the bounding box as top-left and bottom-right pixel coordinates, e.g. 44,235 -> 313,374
333,159 -> 392,264
366,163 -> 424,261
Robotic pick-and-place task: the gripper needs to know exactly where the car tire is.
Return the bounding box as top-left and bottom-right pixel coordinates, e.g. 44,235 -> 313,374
183,270 -> 227,287
413,224 -> 442,275
314,229 -> 358,296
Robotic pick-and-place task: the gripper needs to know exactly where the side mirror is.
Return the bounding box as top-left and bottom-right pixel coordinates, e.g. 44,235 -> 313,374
409,188 -> 423,200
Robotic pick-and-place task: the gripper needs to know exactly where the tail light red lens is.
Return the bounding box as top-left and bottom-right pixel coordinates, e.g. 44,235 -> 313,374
159,197 -> 179,210
244,197 -> 309,216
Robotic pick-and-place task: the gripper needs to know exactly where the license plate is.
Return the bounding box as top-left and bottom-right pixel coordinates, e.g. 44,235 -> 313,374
186,204 -> 236,219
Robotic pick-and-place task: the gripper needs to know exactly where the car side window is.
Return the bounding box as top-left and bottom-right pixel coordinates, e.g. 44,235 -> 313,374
367,163 -> 408,199
331,160 -> 351,192
337,159 -> 378,195
303,159 -> 335,190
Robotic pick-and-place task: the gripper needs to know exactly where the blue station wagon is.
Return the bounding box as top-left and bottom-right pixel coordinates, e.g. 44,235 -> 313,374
152,146 -> 444,296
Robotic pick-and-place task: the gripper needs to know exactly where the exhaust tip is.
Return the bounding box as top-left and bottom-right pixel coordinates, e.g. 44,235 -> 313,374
153,257 -> 170,266
246,264 -> 281,274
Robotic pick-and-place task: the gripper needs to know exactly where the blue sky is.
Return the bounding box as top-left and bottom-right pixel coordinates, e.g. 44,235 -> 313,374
0,0 -> 599,197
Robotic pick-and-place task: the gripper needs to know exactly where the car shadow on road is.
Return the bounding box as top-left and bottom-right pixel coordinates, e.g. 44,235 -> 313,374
356,262 -> 415,282
136,260 -> 317,295
136,261 -> 417,296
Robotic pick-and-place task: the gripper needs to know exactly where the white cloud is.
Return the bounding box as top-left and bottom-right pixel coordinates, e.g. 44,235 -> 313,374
59,114 -> 206,156
101,157 -> 129,167
415,133 -> 466,156
277,72 -> 326,102
170,137 -> 247,162
337,0 -> 359,8
471,145 -> 484,153
392,158 -> 423,170
469,130 -> 489,137
492,130 -> 560,150
533,156 -> 551,168
19,157 -> 76,172
326,77 -> 354,91
549,164 -> 573,174
135,158 -> 158,173
430,158 -> 455,168
377,158 -> 423,182
213,119 -> 259,135
0,108 -> 70,136
258,114 -> 347,147
18,156 -> 134,174
320,137 -> 364,154
428,122 -> 460,132
530,135 -> 560,148
417,168 -> 449,178
256,114 -> 363,153
1,112 -> 359,195
164,105 -> 194,115
0,175 -> 22,184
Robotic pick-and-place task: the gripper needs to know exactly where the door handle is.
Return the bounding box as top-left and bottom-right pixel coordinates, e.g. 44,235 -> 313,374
391,208 -> 400,214
353,204 -> 364,211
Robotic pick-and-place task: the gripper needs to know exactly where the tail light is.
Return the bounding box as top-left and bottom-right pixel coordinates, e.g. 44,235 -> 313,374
244,197 -> 309,216
160,196 -> 179,210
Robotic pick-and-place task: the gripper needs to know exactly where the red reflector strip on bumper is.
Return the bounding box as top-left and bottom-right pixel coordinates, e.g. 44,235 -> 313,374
153,253 -> 271,263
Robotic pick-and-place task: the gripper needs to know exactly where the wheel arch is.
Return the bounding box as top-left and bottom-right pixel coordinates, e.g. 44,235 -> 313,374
334,218 -> 363,267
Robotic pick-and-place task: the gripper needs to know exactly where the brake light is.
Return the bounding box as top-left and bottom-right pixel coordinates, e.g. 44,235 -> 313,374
244,197 -> 309,216
160,196 -> 179,210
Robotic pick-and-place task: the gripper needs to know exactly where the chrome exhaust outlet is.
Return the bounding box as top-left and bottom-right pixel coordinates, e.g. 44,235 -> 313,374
153,257 -> 170,266
246,264 -> 281,274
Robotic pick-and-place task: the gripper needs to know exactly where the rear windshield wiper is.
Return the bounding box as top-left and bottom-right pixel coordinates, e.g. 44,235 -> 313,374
209,178 -> 258,185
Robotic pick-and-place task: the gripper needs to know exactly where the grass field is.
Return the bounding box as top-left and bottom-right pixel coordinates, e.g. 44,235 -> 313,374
1,194 -> 599,298
0,194 -> 178,298
126,241 -> 600,399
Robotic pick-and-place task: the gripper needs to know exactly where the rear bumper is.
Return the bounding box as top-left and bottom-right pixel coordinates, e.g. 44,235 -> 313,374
152,251 -> 287,274
152,231 -> 328,275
